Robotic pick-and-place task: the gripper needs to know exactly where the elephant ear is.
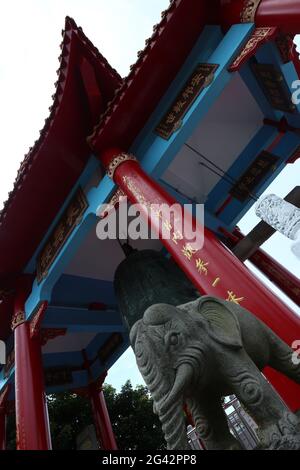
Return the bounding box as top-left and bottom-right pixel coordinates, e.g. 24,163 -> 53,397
199,298 -> 242,349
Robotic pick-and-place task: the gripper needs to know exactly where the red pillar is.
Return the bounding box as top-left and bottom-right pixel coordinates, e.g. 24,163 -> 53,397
100,148 -> 300,411
249,249 -> 300,306
0,386 -> 9,450
0,386 -> 10,451
89,382 -> 117,450
256,0 -> 300,34
0,412 -> 6,451
223,228 -> 300,307
233,234 -> 300,307
13,282 -> 52,450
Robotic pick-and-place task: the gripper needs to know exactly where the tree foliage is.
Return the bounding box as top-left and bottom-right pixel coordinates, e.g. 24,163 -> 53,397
105,381 -> 165,450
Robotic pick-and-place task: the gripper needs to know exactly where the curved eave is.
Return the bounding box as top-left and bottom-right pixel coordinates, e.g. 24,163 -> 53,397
88,0 -> 209,153
0,17 -> 122,283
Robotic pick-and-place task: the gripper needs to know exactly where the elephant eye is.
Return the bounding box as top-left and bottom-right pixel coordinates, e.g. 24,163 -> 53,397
169,333 -> 179,346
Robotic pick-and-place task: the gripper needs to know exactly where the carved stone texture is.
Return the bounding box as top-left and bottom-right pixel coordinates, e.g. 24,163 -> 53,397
130,297 -> 300,450
240,0 -> 262,23
256,194 -> 300,240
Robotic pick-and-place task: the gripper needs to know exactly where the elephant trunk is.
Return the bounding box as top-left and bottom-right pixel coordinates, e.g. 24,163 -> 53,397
159,398 -> 190,450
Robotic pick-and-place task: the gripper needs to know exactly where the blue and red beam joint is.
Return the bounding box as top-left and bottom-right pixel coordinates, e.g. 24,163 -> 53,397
213,0 -> 300,77
214,0 -> 300,35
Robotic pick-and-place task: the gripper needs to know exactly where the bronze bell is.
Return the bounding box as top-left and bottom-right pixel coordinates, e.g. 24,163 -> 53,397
114,249 -> 199,330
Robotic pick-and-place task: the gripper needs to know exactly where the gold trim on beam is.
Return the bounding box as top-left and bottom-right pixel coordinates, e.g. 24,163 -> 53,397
36,187 -> 88,283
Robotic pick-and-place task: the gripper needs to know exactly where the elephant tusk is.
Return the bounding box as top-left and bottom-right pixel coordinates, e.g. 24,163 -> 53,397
160,363 -> 193,415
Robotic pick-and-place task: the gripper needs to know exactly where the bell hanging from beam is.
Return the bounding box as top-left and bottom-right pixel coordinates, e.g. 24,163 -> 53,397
114,247 -> 199,330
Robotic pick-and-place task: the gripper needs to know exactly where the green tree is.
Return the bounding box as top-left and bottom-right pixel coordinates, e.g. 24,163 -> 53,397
47,392 -> 92,450
7,381 -> 165,450
105,380 -> 165,450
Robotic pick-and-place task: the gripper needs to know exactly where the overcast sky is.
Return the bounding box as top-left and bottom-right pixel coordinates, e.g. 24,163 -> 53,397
1,1 -> 299,390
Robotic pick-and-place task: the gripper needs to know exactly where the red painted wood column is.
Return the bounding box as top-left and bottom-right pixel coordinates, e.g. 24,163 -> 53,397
0,387 -> 9,451
256,0 -> 300,34
13,281 -> 52,450
222,228 -> 300,307
100,148 -> 300,411
0,413 -> 5,451
249,249 -> 300,306
89,380 -> 117,450
230,229 -> 300,307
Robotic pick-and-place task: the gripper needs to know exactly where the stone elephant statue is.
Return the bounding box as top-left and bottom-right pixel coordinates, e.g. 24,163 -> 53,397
130,296 -> 300,450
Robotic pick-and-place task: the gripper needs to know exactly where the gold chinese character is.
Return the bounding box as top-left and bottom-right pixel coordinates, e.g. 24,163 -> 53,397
53,224 -> 65,248
195,258 -> 209,275
42,244 -> 53,264
163,220 -> 172,232
257,160 -> 268,168
166,113 -> 176,124
173,100 -> 186,113
182,86 -> 194,100
236,182 -> 248,192
172,230 -> 183,245
244,176 -> 255,185
226,291 -> 244,304
66,204 -> 81,226
212,277 -> 220,287
191,73 -> 204,87
153,209 -> 163,219
249,167 -> 261,176
182,243 -> 197,261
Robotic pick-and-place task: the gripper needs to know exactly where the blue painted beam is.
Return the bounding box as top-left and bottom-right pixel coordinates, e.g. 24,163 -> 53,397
42,351 -> 84,368
255,41 -> 300,125
132,26 -> 224,159
25,155 -> 100,274
46,370 -> 88,395
90,339 -> 129,384
51,274 -> 116,308
206,125 -> 278,214
43,305 -> 125,333
239,61 -> 281,121
158,179 -> 231,234
0,366 -> 14,395
221,131 -> 300,227
133,24 -> 255,178
25,174 -> 115,319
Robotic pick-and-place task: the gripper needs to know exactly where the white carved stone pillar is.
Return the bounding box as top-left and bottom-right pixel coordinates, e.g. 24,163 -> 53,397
255,194 -> 300,240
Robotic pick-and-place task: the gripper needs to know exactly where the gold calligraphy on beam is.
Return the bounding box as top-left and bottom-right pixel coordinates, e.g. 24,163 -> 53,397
172,230 -> 183,245
182,244 -> 198,261
153,209 -> 163,220
226,291 -> 244,304
195,258 -> 209,276
163,219 -> 172,232
212,277 -> 220,287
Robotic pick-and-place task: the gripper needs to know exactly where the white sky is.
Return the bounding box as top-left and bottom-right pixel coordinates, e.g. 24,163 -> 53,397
0,0 -> 299,390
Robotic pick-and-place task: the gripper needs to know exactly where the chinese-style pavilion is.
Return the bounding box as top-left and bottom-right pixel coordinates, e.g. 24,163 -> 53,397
1,0 -> 300,450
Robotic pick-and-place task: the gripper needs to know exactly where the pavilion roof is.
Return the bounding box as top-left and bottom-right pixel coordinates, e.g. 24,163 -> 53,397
88,0 -> 209,153
0,17 -> 122,286
1,0 -> 300,335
